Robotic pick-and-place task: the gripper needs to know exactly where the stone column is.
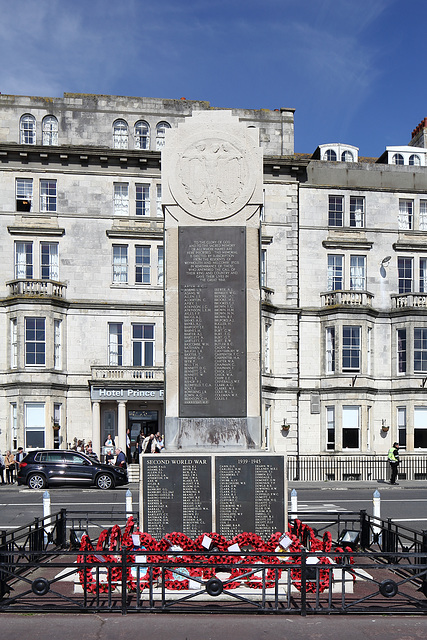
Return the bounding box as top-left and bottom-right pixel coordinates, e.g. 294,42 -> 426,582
118,401 -> 127,452
92,401 -> 101,458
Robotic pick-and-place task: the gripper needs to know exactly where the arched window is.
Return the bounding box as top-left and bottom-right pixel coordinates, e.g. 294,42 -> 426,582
135,120 -> 150,150
324,149 -> 337,161
20,114 -> 36,145
409,154 -> 421,166
42,115 -> 58,146
392,153 -> 404,165
113,119 -> 129,149
341,150 -> 354,162
156,121 -> 171,150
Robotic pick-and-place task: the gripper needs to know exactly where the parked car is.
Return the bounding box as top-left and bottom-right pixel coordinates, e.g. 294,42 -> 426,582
16,449 -> 128,490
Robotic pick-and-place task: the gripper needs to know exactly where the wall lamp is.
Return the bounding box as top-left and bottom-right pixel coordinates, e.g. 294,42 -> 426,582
381,256 -> 392,266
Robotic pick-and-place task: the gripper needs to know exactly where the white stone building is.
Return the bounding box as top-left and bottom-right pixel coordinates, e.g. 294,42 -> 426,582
1,92 -> 427,477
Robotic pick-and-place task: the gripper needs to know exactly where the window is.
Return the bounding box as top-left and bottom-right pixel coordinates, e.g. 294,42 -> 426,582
135,121 -> 150,149
409,154 -> 421,166
40,179 -> 57,212
342,406 -> 360,449
326,327 -> 335,373
398,199 -> 413,230
324,149 -> 337,161
398,257 -> 413,293
326,406 -> 335,450
420,200 -> 427,231
397,328 -> 407,374
420,258 -> 427,292
342,326 -> 360,371
54,319 -> 62,369
25,402 -> 45,449
264,322 -> 271,372
392,153 -> 404,165
11,403 -> 18,450
414,328 -> 427,372
328,195 -> 343,226
341,150 -> 354,162
15,242 -> 33,279
11,318 -> 17,368
16,178 -> 33,211
114,183 -> 129,216
414,407 -> 427,448
157,246 -> 164,285
327,255 -> 343,290
367,327 -> 372,376
112,245 -> 128,283
42,116 -> 58,145
132,324 -> 154,366
156,121 -> 170,150
40,242 -> 59,280
113,119 -> 128,149
108,323 -> 123,366
156,184 -> 162,216
261,249 -> 267,287
20,114 -> 36,144
397,407 -> 407,448
25,318 -> 45,366
350,196 -> 364,227
350,255 -> 366,290
135,246 -> 151,284
136,184 -> 150,216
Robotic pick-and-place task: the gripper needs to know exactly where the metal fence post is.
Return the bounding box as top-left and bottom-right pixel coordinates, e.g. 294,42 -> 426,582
291,489 -> 298,519
300,549 -> 307,616
43,490 -> 51,546
359,509 -> 370,549
0,530 -> 7,600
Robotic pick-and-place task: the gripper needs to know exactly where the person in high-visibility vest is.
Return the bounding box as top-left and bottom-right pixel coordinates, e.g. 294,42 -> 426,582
387,442 -> 399,485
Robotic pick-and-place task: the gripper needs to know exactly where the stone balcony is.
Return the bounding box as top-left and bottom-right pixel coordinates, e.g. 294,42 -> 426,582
391,293 -> 427,308
91,365 -> 164,382
7,278 -> 67,298
261,286 -> 274,304
321,290 -> 374,307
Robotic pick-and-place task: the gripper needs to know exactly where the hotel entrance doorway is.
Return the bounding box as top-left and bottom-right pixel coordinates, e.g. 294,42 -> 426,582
128,410 -> 158,460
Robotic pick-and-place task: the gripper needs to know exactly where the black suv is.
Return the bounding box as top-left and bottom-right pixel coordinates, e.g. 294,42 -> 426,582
17,450 -> 128,490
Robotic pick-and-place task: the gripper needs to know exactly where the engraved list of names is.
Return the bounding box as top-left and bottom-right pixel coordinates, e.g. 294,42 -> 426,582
179,227 -> 246,417
215,456 -> 285,539
142,457 -> 212,539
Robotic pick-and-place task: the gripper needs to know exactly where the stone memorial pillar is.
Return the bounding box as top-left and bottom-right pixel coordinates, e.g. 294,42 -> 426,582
162,111 -> 263,450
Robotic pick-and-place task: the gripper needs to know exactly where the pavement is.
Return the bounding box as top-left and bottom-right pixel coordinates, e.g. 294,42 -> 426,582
288,479 -> 427,491
0,612 -> 426,639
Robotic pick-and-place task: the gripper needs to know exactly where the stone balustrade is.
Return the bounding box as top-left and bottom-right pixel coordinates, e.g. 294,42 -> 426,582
321,290 -> 374,307
7,279 -> 67,298
91,366 -> 164,382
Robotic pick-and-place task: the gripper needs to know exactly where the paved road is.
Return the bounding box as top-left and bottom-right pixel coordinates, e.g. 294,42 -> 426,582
0,613 -> 426,640
1,480 -> 427,532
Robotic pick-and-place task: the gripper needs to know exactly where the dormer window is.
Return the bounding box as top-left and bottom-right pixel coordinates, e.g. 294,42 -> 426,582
409,154 -> 421,166
392,153 -> 404,165
324,149 -> 337,161
341,150 -> 354,162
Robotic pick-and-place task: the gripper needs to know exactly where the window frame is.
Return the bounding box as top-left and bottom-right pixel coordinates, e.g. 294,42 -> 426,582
327,254 -> 343,290
16,177 -> 33,212
135,245 -> 151,284
113,119 -> 129,149
54,319 -> 62,370
20,114 -> 36,145
40,179 -> 57,212
349,255 -> 366,291
398,257 -> 413,293
414,327 -> 427,373
156,121 -> 170,150
326,327 -> 335,374
398,199 -> 413,230
25,317 -> 46,367
15,241 -> 33,279
108,323 -> 123,366
342,405 -> 360,450
42,115 -> 58,146
132,323 -> 155,367
342,325 -> 361,372
326,406 -> 335,450
113,183 -> 129,216
349,196 -> 365,228
134,120 -> 150,150
397,328 -> 407,374
40,242 -> 59,280
112,245 -> 128,283
328,195 -> 343,227
414,407 -> 427,449
136,183 -> 150,216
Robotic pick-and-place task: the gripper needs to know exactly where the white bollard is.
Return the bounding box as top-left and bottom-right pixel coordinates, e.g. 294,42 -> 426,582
126,489 -> 133,519
290,488 -> 298,519
372,489 -> 381,541
43,490 -> 51,545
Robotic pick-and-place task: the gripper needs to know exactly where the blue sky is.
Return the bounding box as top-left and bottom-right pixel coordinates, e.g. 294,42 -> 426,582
0,0 -> 425,157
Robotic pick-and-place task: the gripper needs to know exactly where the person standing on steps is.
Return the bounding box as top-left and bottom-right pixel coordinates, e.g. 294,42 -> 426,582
387,442 -> 400,485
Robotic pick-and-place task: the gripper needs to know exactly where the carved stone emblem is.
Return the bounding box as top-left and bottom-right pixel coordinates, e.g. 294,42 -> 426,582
170,131 -> 255,220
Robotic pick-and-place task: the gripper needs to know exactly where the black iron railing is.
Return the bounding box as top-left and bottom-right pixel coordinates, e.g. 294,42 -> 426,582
287,455 -> 427,481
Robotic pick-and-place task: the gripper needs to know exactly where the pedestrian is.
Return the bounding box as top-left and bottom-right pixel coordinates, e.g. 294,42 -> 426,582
0,451 -> 5,484
387,442 -> 400,485
155,432 -> 164,452
114,447 -> 127,468
126,428 -> 132,464
142,433 -> 156,454
4,450 -> 16,484
15,446 -> 25,471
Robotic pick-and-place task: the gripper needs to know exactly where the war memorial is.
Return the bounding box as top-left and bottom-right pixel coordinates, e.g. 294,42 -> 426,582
139,110 -> 286,540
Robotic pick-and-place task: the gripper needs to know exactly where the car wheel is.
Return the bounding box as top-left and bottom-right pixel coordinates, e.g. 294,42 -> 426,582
96,473 -> 114,490
28,474 -> 46,490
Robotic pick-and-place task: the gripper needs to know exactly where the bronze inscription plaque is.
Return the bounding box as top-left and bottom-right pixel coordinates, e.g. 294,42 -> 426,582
179,227 -> 246,417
